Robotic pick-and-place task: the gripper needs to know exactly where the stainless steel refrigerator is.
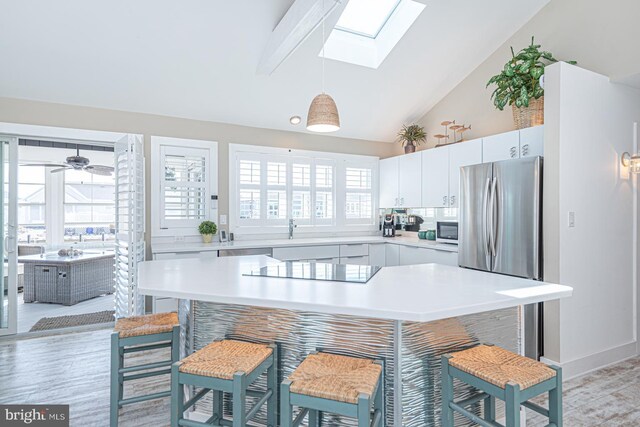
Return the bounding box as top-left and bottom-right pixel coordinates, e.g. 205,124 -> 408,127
458,156 -> 543,358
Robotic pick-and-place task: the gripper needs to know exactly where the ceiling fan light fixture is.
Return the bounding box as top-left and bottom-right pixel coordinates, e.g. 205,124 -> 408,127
306,94 -> 340,132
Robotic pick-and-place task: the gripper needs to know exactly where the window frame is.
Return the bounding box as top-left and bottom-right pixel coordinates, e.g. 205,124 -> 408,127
150,137 -> 218,238
229,144 -> 378,236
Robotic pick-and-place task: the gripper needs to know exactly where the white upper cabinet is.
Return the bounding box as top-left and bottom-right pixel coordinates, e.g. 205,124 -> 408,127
421,146 -> 450,208
448,138 -> 483,208
379,157 -> 399,208
482,130 -> 520,162
397,152 -> 422,207
519,125 -> 544,158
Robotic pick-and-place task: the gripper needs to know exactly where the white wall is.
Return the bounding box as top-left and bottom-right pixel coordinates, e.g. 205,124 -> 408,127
543,62 -> 640,377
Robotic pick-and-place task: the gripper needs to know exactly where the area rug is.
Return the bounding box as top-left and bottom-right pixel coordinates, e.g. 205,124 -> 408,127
30,310 -> 115,332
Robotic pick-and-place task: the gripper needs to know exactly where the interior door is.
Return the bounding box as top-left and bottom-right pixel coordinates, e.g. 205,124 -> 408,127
0,136 -> 18,336
458,162 -> 492,272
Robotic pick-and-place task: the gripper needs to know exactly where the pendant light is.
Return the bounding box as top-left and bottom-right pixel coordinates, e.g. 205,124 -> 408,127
307,0 -> 340,133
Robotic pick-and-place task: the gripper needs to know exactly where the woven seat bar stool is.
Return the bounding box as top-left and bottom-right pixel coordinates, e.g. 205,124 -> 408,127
281,352 -> 384,427
441,344 -> 562,427
110,312 -> 180,427
171,339 -> 277,427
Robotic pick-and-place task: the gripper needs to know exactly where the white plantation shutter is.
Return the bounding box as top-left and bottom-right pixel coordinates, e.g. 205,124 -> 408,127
345,166 -> 374,224
160,146 -> 208,229
114,134 -> 145,318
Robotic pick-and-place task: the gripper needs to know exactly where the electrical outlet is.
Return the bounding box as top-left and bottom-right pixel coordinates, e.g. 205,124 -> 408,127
175,235 -> 185,242
220,215 -> 227,225
568,211 -> 575,228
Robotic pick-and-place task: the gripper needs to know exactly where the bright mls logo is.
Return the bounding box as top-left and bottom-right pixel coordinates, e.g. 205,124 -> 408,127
1,405 -> 69,426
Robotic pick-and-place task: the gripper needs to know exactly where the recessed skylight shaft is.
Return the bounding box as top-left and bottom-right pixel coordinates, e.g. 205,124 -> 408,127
335,0 -> 401,38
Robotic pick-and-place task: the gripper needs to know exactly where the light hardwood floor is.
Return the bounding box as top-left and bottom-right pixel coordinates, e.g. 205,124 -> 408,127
0,328 -> 638,426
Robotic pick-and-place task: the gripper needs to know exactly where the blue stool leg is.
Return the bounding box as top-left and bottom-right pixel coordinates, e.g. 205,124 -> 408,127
267,345 -> 277,427
549,366 -> 563,427
440,355 -> 454,427
484,395 -> 496,422
171,363 -> 183,427
280,380 -> 292,427
357,393 -> 370,427
374,362 -> 385,427
505,382 -> 521,427
212,390 -> 223,426
171,326 -> 180,363
110,332 -> 120,427
232,372 -> 247,427
308,409 -> 319,427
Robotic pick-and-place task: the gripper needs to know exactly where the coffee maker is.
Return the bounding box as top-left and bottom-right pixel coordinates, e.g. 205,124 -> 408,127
382,214 -> 396,237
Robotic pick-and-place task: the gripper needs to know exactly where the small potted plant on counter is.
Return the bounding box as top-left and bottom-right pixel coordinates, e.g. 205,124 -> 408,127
487,36 -> 575,129
397,124 -> 427,154
198,220 -> 218,244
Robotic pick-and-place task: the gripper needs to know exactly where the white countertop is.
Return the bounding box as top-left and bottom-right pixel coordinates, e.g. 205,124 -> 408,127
18,250 -> 115,264
139,255 -> 572,322
152,234 -> 459,254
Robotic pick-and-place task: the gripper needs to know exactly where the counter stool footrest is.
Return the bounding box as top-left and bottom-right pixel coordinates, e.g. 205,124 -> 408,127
371,408 -> 383,427
184,388 -> 210,411
449,402 -> 502,427
245,389 -> 273,420
177,418 -> 216,427
522,400 -> 549,417
119,390 -> 171,406
119,359 -> 174,374
123,341 -> 172,354
123,368 -> 171,382
292,408 -> 309,427
455,392 -> 490,408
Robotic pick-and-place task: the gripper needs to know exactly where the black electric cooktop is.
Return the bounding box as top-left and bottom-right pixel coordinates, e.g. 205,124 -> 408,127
244,261 -> 382,284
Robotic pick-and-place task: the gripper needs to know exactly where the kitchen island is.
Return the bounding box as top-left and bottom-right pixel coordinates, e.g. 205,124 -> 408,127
139,255 -> 572,426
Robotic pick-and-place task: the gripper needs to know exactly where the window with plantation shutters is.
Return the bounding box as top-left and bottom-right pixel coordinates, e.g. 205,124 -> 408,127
345,166 -> 374,223
230,145 -> 377,234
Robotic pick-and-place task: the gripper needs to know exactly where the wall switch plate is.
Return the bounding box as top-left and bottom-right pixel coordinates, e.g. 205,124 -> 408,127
175,235 -> 185,242
220,214 -> 227,225
568,211 -> 575,228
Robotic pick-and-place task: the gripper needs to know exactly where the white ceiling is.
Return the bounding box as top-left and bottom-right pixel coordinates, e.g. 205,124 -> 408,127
0,0 -> 549,142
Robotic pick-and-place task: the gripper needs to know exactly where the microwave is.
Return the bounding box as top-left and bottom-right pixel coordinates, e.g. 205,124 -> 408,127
436,221 -> 458,244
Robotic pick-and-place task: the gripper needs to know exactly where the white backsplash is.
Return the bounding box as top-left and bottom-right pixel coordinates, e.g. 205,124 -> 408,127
379,207 -> 457,231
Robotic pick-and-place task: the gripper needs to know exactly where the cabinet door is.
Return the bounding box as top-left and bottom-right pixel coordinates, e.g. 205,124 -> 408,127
448,139 -> 483,208
379,157 -> 399,208
385,244 -> 400,266
430,248 -> 458,266
339,255 -> 370,265
421,147 -> 450,208
482,130 -> 520,162
399,246 -> 433,266
397,152 -> 422,207
519,125 -> 544,158
368,244 -> 386,267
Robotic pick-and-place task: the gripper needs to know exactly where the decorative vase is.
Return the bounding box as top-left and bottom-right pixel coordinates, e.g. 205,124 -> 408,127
404,142 -> 416,154
425,230 -> 436,241
202,234 -> 213,244
418,231 -> 427,239
512,96 -> 544,129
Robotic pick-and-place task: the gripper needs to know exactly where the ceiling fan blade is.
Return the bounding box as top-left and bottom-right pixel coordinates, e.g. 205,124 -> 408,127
20,163 -> 69,168
51,167 -> 71,173
84,165 -> 114,176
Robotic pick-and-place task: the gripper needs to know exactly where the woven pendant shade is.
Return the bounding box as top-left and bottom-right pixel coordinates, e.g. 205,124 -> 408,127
306,93 -> 340,133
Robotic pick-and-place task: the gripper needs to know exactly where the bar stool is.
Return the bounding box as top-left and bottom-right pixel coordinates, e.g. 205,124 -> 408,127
441,344 -> 562,427
281,352 -> 384,427
110,312 -> 180,427
171,339 -> 277,427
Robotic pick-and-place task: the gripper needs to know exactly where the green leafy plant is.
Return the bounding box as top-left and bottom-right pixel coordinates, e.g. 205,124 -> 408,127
396,124 -> 427,146
198,220 -> 217,235
487,37 -> 576,110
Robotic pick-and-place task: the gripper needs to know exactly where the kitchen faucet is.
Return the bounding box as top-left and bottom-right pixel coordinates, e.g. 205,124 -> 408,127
288,219 -> 297,239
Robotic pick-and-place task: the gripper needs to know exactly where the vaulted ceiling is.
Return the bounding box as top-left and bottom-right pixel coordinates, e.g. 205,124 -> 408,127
0,0 -> 549,142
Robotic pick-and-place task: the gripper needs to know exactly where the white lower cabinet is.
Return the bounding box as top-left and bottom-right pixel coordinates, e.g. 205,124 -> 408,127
273,245 -> 340,261
368,244 -> 386,267
385,244 -> 400,266
339,255 -> 370,265
399,245 -> 458,266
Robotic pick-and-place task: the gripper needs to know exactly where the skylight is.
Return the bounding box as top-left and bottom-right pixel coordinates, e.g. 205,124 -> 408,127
335,0 -> 401,39
322,0 -> 425,69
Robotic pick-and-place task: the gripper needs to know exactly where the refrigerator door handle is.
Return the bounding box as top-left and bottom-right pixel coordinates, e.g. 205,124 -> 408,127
483,177 -> 491,253
490,177 -> 498,257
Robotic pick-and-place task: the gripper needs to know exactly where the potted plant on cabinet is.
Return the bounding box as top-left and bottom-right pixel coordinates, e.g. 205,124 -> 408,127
397,124 -> 427,154
198,220 -> 218,243
487,36 -> 575,129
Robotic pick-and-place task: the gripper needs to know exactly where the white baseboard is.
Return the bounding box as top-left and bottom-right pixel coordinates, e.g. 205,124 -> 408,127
541,340 -> 638,380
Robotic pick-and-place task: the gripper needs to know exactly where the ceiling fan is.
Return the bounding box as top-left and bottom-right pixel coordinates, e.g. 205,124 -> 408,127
21,145 -> 114,176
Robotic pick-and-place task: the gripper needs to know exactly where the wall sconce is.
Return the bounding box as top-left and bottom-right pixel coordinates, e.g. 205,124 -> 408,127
621,152 -> 640,173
